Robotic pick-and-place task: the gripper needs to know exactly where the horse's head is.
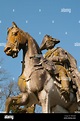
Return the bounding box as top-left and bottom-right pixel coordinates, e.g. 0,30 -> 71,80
4,22 -> 27,58
40,35 -> 60,50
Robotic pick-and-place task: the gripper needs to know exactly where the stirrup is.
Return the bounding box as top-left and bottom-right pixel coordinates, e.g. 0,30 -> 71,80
60,89 -> 70,102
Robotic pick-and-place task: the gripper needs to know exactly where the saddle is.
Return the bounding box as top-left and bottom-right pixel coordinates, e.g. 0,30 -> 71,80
34,56 -> 58,76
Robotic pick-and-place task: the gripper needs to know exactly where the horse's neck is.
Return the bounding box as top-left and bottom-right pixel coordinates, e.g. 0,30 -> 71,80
23,35 -> 41,69
19,31 -> 41,57
21,59 -> 25,74
27,36 -> 41,57
20,44 -> 27,74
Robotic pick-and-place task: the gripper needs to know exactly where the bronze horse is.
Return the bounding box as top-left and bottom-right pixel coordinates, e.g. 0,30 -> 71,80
4,22 -> 78,113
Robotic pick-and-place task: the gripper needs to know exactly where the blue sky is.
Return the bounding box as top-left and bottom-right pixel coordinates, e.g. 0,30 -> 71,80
0,0 -> 80,81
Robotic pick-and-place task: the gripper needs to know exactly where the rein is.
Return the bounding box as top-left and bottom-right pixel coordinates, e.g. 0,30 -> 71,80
29,54 -> 42,59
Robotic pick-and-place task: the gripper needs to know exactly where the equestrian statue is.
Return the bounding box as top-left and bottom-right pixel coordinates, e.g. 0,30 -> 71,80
4,22 -> 80,113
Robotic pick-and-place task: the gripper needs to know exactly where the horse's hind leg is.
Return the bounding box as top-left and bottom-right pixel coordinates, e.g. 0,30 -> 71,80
38,90 -> 50,113
5,93 -> 28,113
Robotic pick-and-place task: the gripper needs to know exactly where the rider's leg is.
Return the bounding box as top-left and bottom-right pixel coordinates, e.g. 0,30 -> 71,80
56,65 -> 70,101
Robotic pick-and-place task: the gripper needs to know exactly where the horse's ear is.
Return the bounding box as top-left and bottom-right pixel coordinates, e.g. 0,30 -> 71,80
12,22 -> 17,28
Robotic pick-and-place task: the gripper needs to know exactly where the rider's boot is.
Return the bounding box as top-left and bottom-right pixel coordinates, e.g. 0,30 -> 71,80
60,79 -> 70,102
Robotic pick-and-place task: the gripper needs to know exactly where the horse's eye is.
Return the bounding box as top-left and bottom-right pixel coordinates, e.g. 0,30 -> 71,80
12,32 -> 18,36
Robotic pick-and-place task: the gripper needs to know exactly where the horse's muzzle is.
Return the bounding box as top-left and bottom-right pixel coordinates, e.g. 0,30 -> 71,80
4,46 -> 12,55
4,46 -> 18,58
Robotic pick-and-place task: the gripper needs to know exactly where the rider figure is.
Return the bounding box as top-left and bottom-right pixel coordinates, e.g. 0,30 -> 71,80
40,34 -> 80,103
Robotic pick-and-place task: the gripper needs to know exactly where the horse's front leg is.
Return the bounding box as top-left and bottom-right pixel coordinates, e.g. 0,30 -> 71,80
5,93 -> 29,113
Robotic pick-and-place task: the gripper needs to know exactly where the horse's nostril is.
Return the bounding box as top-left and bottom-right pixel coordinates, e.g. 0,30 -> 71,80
7,47 -> 10,50
4,47 -> 11,52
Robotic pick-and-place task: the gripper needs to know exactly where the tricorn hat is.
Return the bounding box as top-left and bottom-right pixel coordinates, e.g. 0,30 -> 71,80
40,35 -> 60,50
